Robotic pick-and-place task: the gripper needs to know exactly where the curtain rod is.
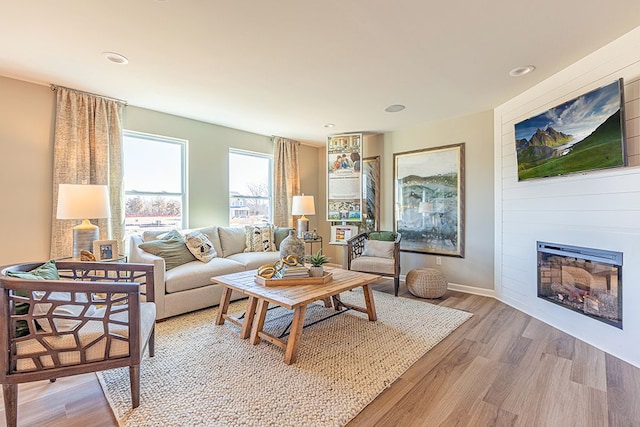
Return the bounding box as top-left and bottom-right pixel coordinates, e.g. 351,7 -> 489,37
50,84 -> 128,106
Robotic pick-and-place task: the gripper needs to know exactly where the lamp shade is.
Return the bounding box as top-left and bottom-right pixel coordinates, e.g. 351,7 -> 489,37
56,184 -> 111,220
291,195 -> 315,216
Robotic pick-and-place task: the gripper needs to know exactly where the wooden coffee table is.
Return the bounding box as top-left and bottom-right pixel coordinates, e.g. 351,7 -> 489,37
211,266 -> 381,364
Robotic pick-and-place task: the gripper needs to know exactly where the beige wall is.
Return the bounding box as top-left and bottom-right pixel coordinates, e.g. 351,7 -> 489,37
0,76 -> 55,265
381,111 -> 495,291
0,76 -> 321,265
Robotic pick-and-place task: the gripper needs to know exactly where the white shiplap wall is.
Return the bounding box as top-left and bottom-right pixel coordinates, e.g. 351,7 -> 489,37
494,26 -> 640,368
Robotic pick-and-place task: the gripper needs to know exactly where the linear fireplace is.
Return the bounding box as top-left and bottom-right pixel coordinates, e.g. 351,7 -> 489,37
537,242 -> 623,329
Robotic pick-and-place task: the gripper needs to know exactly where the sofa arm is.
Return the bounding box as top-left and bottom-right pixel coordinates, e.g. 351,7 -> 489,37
129,235 -> 166,318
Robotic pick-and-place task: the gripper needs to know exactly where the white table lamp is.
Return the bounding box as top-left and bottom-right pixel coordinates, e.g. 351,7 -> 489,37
291,194 -> 315,238
56,183 -> 111,258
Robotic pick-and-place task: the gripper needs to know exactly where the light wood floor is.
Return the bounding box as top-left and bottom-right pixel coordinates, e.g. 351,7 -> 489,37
2,283 -> 639,427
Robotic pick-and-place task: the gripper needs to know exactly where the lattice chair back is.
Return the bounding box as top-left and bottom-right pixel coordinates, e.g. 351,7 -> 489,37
0,261 -> 156,427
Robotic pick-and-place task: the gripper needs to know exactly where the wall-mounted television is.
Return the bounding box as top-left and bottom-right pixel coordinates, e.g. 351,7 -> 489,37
514,79 -> 626,181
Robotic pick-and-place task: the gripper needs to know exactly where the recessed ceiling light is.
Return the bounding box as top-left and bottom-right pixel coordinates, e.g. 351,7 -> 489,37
509,65 -> 535,77
324,123 -> 335,128
384,104 -> 405,113
102,52 -> 129,65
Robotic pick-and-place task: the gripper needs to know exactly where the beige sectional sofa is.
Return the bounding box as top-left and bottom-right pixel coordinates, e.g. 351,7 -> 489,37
129,225 -> 289,320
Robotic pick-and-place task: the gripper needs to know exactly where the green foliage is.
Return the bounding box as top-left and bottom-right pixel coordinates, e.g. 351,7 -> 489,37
518,111 -> 623,180
305,249 -> 330,267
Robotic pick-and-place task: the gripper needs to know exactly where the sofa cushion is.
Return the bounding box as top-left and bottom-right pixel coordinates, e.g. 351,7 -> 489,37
139,230 -> 197,270
165,258 -> 245,293
226,251 -> 283,270
218,226 -> 247,257
351,256 -> 395,275
244,225 -> 276,252
362,240 -> 395,259
184,230 -> 217,262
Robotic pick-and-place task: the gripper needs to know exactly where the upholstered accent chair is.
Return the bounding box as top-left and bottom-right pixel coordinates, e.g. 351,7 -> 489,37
0,261 -> 156,427
347,231 -> 402,296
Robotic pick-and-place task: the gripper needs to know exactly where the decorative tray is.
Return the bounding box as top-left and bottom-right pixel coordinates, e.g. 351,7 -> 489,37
254,272 -> 333,287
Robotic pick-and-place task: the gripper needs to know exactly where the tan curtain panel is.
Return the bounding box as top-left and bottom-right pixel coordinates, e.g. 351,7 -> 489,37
50,87 -> 125,259
273,137 -> 300,228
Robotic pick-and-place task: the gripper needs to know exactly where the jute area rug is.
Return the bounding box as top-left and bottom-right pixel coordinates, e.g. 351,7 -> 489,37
97,288 -> 472,427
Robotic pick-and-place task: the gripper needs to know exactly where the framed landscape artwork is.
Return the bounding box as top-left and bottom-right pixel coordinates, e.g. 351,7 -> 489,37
514,79 -> 626,181
394,143 -> 465,257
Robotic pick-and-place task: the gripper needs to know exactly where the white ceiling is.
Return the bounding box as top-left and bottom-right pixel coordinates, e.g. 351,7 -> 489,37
2,1 -> 640,144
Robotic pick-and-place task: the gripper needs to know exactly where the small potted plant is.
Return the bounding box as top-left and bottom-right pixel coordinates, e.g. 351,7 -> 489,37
305,249 -> 330,277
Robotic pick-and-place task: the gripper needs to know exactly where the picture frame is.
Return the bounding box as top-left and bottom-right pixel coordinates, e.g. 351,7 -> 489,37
93,239 -> 119,261
394,143 -> 465,257
326,133 -> 363,222
329,225 -> 359,245
362,156 -> 380,233
332,155 -> 380,234
514,79 -> 626,181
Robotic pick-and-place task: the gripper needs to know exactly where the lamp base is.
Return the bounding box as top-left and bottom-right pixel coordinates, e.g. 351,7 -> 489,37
297,218 -> 309,238
72,220 -> 99,258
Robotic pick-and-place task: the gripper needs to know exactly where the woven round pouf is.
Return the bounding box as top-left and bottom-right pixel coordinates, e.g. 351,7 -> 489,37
406,268 -> 447,299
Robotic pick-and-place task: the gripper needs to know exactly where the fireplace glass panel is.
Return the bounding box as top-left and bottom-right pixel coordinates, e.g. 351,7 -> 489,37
537,242 -> 622,329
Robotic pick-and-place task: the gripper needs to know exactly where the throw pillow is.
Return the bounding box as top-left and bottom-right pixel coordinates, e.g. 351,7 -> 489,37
184,230 -> 217,262
361,239 -> 395,259
244,225 -> 276,252
6,259 -> 60,280
6,260 -> 66,336
368,231 -> 396,242
139,230 -> 197,270
218,226 -> 248,257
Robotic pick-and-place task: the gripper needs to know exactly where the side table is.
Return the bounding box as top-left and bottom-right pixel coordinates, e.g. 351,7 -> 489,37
303,237 -> 323,255
57,255 -> 128,263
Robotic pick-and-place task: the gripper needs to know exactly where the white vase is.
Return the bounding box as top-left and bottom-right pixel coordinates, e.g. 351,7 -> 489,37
279,229 -> 305,265
310,266 -> 324,277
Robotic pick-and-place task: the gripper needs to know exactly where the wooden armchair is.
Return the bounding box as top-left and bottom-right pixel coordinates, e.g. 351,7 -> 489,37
347,231 -> 402,296
0,261 -> 156,427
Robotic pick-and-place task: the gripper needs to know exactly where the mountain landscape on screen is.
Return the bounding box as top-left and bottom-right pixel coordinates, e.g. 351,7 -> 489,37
514,80 -> 625,181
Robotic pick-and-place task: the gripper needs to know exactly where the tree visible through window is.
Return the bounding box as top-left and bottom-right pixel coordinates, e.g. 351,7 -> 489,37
229,149 -> 272,226
123,131 -> 186,234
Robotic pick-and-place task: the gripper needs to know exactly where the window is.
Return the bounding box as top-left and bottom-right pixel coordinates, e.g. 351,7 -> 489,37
123,130 -> 187,234
229,149 -> 272,226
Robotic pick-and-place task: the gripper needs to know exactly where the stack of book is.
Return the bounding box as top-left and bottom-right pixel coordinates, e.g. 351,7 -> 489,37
273,265 -> 310,279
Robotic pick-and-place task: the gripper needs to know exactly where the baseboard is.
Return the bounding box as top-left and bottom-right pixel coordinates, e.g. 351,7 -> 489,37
445,282 -> 497,298
397,273 -> 497,298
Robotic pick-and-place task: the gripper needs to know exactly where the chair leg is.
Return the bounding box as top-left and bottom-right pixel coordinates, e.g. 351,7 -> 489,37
3,383 -> 18,427
394,277 -> 400,296
130,365 -> 140,408
149,326 -> 155,358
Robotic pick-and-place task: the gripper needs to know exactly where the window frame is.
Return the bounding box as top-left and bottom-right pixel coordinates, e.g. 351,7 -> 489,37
123,130 -> 188,231
228,148 -> 273,226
